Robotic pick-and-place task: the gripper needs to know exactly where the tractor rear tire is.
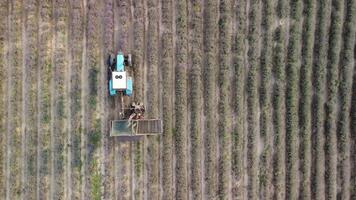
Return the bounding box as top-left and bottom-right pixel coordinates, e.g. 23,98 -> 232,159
127,54 -> 132,67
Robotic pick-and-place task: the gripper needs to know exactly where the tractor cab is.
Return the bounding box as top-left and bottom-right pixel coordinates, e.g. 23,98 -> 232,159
108,52 -> 133,96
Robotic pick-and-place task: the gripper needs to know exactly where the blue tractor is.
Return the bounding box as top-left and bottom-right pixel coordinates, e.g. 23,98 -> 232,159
108,52 -> 133,96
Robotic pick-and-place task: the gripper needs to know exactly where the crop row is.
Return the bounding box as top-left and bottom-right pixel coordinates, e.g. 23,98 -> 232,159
86,1 -> 102,199
285,0 -> 303,198
7,0 -> 23,198
272,0 -> 288,199
299,0 -> 316,198
132,0 -> 145,199
217,0 -> 232,199
68,0 -> 84,199
174,0 -> 189,199
23,1 -> 39,199
231,0 -> 246,199
203,0 -> 218,198
311,0 -> 331,199
51,1 -> 68,198
258,0 -> 274,198
0,1 -> 7,198
188,0 -> 203,199
37,0 -> 53,198
161,0 -> 174,199
324,0 -> 344,199
146,0 -> 160,198
246,0 -> 261,199
337,0 -> 355,198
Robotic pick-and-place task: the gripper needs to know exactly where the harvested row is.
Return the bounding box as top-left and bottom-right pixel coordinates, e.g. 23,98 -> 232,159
132,0 -> 145,198
67,0 -> 84,199
217,0 -> 232,199
231,0 -> 247,198
37,0 -> 53,198
145,0 -> 160,198
161,0 -> 174,198
50,0 -> 68,199
101,0 -> 114,199
188,0 -> 203,199
203,0 -> 218,198
174,0 -> 189,199
246,0 -> 261,199
311,0 -> 331,199
258,0 -> 274,198
0,1 -> 7,198
23,1 -> 39,199
272,0 -> 288,199
324,0 -> 344,199
115,0 -> 131,198
351,42 -> 356,200
299,0 -> 316,198
337,0 -> 355,198
285,0 -> 302,198
84,0 -> 102,199
7,0 -> 23,198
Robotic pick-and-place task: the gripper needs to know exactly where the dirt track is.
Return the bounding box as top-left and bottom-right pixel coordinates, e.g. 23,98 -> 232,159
0,0 -> 355,199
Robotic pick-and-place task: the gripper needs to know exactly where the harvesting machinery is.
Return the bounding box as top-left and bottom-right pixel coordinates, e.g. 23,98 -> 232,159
107,52 -> 162,138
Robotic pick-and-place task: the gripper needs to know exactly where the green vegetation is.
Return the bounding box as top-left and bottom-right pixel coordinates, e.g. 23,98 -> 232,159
299,0 -> 316,198
203,0 -> 218,198
232,0 -> 246,199
161,0 -> 174,199
189,0 -> 203,199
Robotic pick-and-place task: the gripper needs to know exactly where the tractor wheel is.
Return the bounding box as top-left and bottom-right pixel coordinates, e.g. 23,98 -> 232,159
108,53 -> 115,68
127,54 -> 132,67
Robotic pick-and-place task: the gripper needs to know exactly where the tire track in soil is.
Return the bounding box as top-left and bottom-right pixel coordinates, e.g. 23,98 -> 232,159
67,0 -> 84,199
50,0 -> 67,199
37,0 -> 53,198
115,0 -> 132,199
6,1 -> 23,199
101,0 -> 114,199
22,1 -> 39,199
132,0 -> 145,198
160,0 -> 174,199
145,0 -> 160,199
0,1 -> 8,198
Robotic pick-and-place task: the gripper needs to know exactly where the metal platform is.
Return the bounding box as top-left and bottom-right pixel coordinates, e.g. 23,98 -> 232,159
110,119 -> 162,137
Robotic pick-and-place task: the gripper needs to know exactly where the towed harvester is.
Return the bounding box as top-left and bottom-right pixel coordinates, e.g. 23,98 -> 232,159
107,52 -> 162,138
